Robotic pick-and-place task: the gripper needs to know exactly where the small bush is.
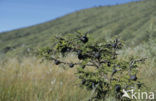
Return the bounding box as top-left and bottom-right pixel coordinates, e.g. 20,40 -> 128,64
38,32 -> 147,100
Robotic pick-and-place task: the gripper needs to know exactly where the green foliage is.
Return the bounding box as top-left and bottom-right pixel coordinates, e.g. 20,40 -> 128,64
38,33 -> 146,100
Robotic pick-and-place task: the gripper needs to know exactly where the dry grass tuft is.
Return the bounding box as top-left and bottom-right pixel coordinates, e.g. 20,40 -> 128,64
0,57 -> 90,101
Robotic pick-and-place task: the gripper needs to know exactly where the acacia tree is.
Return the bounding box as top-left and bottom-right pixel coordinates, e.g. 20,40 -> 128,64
37,32 -> 146,100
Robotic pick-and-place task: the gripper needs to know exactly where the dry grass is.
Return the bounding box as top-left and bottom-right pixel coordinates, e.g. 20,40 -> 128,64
0,57 -> 90,101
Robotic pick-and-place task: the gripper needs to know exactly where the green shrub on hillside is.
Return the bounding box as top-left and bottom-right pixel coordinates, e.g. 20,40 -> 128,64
37,32 -> 147,100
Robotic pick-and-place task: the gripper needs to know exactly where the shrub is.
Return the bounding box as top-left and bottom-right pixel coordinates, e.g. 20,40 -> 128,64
37,32 -> 146,100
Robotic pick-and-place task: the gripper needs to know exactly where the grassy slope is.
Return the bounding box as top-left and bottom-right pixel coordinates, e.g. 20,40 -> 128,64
0,0 -> 156,56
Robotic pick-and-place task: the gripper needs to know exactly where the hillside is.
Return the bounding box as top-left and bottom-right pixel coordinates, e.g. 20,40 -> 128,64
0,0 -> 156,56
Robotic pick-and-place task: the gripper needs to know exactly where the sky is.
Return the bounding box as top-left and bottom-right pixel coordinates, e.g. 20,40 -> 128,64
0,0 -> 138,32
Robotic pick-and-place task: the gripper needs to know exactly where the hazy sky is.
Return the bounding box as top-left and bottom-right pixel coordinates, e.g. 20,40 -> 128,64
0,0 -> 138,32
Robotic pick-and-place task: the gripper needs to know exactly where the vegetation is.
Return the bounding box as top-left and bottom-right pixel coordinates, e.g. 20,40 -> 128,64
0,57 -> 90,101
37,33 -> 147,100
0,45 -> 155,101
